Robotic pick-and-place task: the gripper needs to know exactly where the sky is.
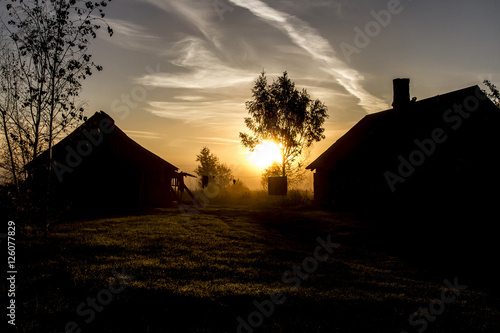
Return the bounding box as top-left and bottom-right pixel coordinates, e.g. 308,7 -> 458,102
79,0 -> 500,189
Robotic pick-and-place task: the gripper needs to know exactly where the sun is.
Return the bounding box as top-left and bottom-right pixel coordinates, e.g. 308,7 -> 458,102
247,140 -> 282,169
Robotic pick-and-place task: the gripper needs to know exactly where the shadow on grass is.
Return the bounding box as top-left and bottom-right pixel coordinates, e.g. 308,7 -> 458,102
11,205 -> 500,333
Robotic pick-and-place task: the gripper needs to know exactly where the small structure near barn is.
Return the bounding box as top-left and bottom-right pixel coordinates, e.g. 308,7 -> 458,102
268,177 -> 287,196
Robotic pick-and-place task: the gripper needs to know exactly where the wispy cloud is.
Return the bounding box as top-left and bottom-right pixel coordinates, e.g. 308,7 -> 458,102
193,137 -> 240,145
123,130 -> 165,140
144,0 -> 221,46
139,37 -> 255,89
173,95 -> 207,102
136,0 -> 387,125
104,18 -> 160,51
227,0 -> 388,113
167,136 -> 240,148
145,100 -> 246,124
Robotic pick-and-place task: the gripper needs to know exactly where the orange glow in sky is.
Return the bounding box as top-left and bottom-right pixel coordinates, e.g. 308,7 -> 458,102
246,140 -> 282,170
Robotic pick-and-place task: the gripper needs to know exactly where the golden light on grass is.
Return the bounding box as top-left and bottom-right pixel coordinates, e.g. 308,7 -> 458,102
247,140 -> 282,169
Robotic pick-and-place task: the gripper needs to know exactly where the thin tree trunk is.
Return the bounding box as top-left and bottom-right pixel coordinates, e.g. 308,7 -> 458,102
31,88 -> 43,162
1,108 -> 19,191
45,61 -> 57,243
282,154 -> 286,177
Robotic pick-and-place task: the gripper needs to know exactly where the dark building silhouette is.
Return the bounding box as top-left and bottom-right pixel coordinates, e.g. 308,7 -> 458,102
28,111 -> 189,215
268,177 -> 287,196
307,79 -> 500,212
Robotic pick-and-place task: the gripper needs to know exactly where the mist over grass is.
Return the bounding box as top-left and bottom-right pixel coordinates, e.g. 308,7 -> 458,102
189,186 -> 314,208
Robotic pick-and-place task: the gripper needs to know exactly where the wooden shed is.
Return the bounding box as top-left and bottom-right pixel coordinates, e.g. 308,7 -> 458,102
29,111 -> 188,214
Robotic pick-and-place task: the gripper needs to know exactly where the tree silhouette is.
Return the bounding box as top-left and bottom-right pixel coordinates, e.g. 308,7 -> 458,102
240,71 -> 328,177
0,0 -> 113,185
194,147 -> 233,189
484,80 -> 500,108
0,0 -> 113,239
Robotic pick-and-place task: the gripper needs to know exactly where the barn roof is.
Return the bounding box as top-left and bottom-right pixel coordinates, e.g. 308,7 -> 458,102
306,85 -> 499,171
30,111 -> 178,171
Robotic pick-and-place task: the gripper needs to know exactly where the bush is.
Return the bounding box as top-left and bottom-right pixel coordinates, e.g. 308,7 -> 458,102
280,189 -> 313,208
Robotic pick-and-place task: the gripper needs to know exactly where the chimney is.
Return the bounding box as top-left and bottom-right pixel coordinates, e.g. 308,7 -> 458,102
392,78 -> 410,110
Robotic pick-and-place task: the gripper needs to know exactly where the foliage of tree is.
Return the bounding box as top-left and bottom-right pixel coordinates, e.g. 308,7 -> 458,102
0,0 -> 113,189
484,80 -> 500,108
194,147 -> 234,189
240,71 -> 328,177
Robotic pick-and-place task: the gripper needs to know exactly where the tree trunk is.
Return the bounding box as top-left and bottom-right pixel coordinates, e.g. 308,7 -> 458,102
282,154 -> 286,177
0,108 -> 19,191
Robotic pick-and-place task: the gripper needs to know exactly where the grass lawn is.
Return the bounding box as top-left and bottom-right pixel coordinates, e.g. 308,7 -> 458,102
11,205 -> 500,332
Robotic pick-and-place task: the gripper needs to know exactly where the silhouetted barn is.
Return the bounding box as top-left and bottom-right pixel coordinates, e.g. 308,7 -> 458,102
29,111 -> 184,215
307,79 -> 500,211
